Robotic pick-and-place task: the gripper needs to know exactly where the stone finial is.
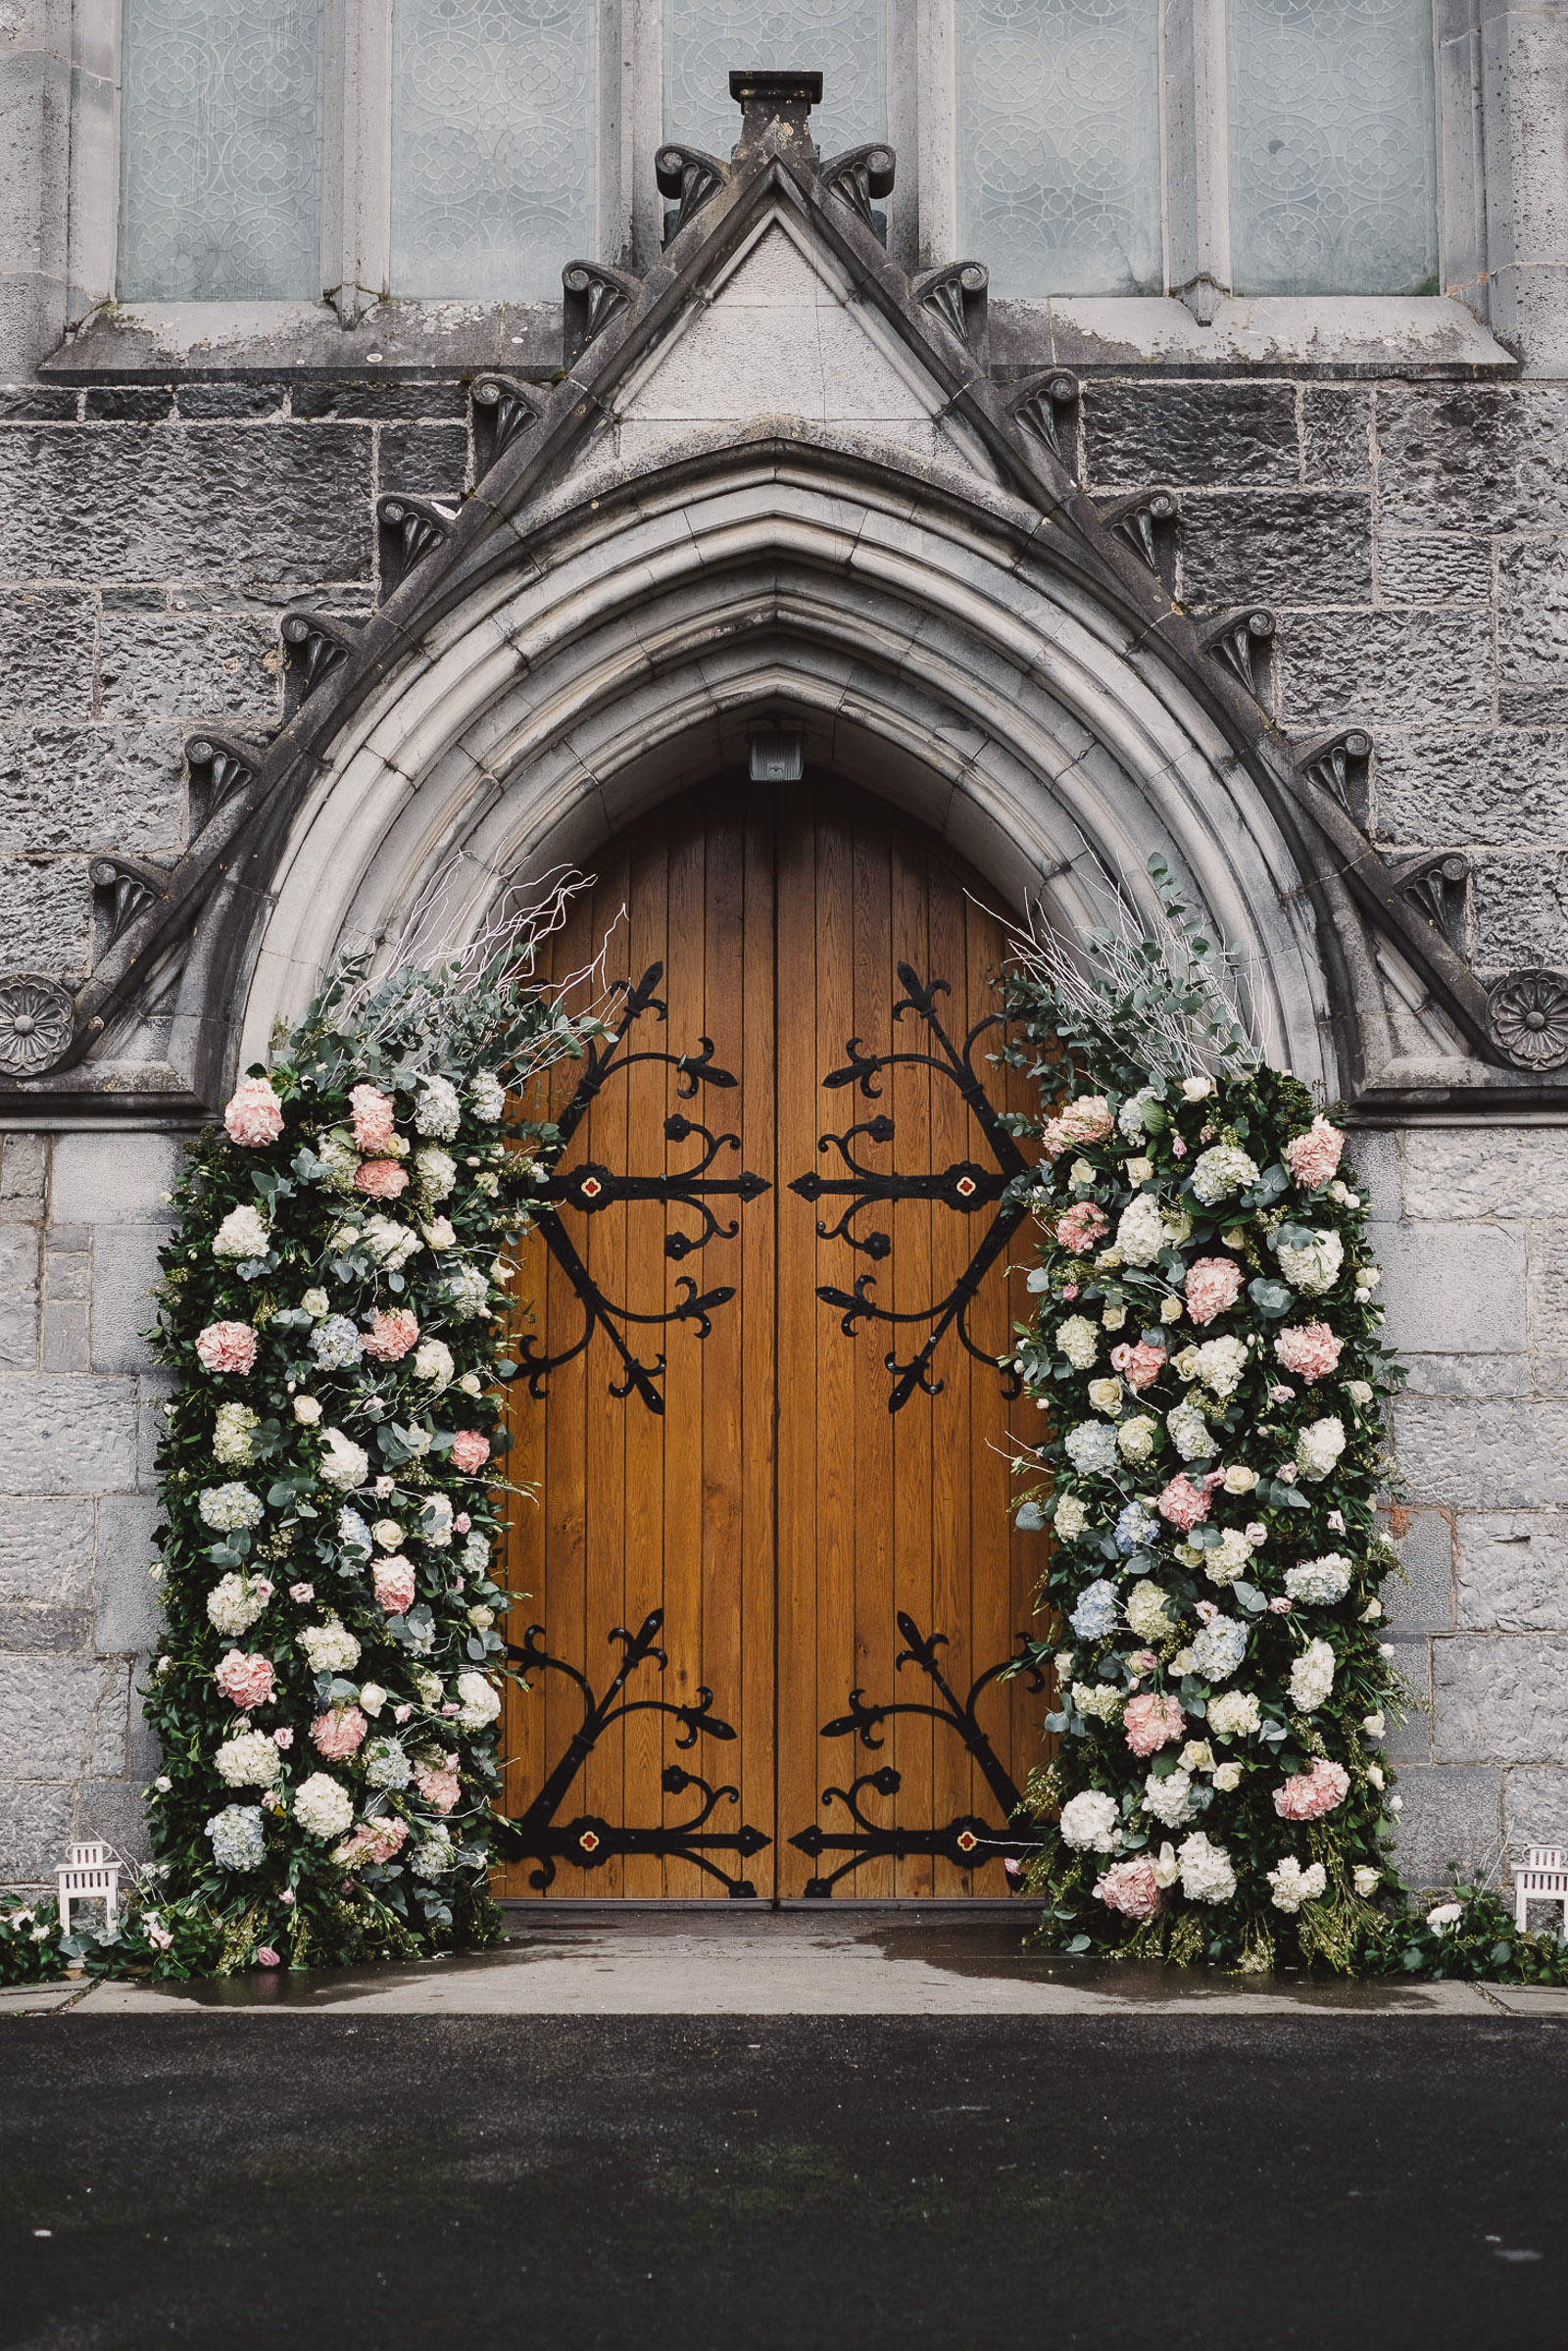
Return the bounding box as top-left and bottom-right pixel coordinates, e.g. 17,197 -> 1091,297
729,68 -> 823,159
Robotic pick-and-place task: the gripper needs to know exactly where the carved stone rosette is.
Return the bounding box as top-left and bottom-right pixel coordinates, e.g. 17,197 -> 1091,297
1487,970 -> 1568,1070
0,974 -> 75,1076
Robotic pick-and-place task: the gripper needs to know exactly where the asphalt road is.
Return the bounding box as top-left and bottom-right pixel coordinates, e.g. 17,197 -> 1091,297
3,2014 -> 1563,2349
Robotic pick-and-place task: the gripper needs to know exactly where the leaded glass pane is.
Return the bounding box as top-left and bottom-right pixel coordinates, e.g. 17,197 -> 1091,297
664,2 -> 886,159
119,0 -> 322,302
391,0 -> 596,300
1229,0 -> 1438,296
956,0 -> 1161,298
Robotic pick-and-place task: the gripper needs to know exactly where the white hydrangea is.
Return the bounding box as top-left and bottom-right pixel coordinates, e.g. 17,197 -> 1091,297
206,1804 -> 266,1871
1053,1494 -> 1089,1543
448,1264 -> 492,1321
419,1493 -> 455,1548
1267,1856 -> 1328,1913
1116,1414 -> 1158,1465
1176,1830 -> 1237,1903
212,1402 -> 260,1467
1274,1229 -> 1345,1296
1285,1553 -> 1352,1605
1056,1315 -> 1100,1370
1058,1788 -> 1120,1851
469,1071 -> 507,1121
1191,1616 -> 1248,1683
312,1134 -> 362,1193
298,1616 -> 362,1675
1064,1421 -> 1119,1476
206,1573 -> 270,1637
293,1773 -> 355,1839
1204,1527 -> 1255,1587
212,1202 -> 270,1260
1288,1637 -> 1336,1713
1207,1689 -> 1262,1739
198,1482 -> 264,1533
413,1339 -> 455,1389
1190,1147 -> 1259,1205
462,1530 -> 491,1576
363,1214 -> 423,1271
1166,1399 -> 1212,1461
1193,1336 -> 1249,1398
1143,1767 -> 1195,1827
1297,1417 -> 1347,1482
363,1738 -> 412,1789
318,1428 -> 369,1492
456,1669 -> 501,1729
411,1827 -> 455,1878
415,1147 -> 458,1201
1125,1581 -> 1178,1641
1115,1194 -> 1167,1268
415,1075 -> 462,1140
413,1669 -> 444,1706
214,1731 -> 281,1788
1072,1682 -> 1122,1722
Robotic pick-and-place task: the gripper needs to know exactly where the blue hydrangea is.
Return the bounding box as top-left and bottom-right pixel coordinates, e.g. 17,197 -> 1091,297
1064,1421 -> 1119,1477
206,1804 -> 267,1872
311,1314 -> 365,1370
1191,1616 -> 1249,1683
1068,1580 -> 1121,1641
337,1505 -> 372,1554
363,1738 -> 412,1790
1114,1500 -> 1159,1555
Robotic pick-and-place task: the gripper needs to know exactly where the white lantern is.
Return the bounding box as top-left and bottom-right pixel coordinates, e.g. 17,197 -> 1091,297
1512,1845 -> 1568,1935
55,1839 -> 123,1935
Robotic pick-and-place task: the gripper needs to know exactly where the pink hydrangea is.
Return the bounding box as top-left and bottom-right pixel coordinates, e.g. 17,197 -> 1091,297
414,1754 -> 462,1814
363,1307 -> 419,1362
311,1705 -> 368,1761
1111,1340 -> 1166,1392
1156,1472 -> 1210,1530
1184,1256 -> 1244,1327
450,1429 -> 491,1476
223,1075 -> 285,1149
372,1555 -> 417,1614
355,1157 -> 410,1200
1123,1691 -> 1186,1756
1285,1115 -> 1345,1192
1093,1857 -> 1163,1920
1273,1321 -> 1343,1382
1273,1758 -> 1351,1821
1056,1201 -> 1110,1257
349,1083 -> 398,1152
213,1651 -> 275,1711
195,1320 -> 258,1375
341,1816 -> 408,1867
1041,1097 -> 1113,1155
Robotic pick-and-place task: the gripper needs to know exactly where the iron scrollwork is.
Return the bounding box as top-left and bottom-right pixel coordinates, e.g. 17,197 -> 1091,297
494,1608 -> 770,1897
788,1612 -> 1047,1896
519,962 -> 769,1415
789,962 -> 1028,1411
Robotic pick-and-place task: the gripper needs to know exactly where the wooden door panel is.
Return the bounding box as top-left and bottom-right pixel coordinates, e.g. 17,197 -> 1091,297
500,776 -> 1042,1901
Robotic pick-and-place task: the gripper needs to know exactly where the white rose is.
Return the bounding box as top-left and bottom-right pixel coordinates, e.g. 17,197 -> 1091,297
1182,1076 -> 1213,1102
423,1217 -> 457,1249
358,1682 -> 387,1716
458,1371 -> 482,1396
1152,1840 -> 1180,1887
1210,1762 -> 1242,1791
1353,1865 -> 1381,1897
413,1339 -> 455,1390
293,1395 -> 322,1425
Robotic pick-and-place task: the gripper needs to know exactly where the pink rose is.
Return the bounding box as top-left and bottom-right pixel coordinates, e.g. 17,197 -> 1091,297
355,1158 -> 410,1200
453,1513 -> 471,1534
1171,1138 -> 1188,1159
1184,1256 -> 1244,1327
364,1306 -> 419,1361
414,1754 -> 462,1814
1327,1509 -> 1346,1533
1284,1115 -> 1345,1192
349,1083 -> 398,1152
1123,1691 -> 1186,1756
372,1555 -> 417,1614
213,1650 -> 275,1711
1060,1286 -> 1078,1302
1245,1522 -> 1266,1544
1273,1321 -> 1343,1383
450,1429 -> 491,1476
1127,1649 -> 1157,1674
1269,1597 -> 1293,1614
1156,1473 -> 1210,1531
256,1947 -> 281,1968
374,1476 -> 395,1497
279,1889 -> 295,1906
393,1703 -> 412,1724
274,1727 -> 294,1748
1269,1383 -> 1295,1404
441,1701 -> 461,1716
146,1921 -> 173,1951
1274,1758 -> 1350,1820
310,1705 -> 368,1761
1093,1857 -> 1162,1920
223,1075 -> 285,1149
1111,1340 -> 1166,1392
1056,1201 -> 1109,1257
195,1320 -> 258,1375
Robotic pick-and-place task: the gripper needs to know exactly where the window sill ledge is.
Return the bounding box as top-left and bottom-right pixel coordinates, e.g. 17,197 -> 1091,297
40,298 -> 565,379
990,295 -> 1516,377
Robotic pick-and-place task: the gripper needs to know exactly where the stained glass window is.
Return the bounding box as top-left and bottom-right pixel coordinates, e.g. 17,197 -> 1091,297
664,1 -> 886,160
391,0 -> 597,300
119,0 -> 323,302
1228,0 -> 1439,296
956,0 -> 1161,298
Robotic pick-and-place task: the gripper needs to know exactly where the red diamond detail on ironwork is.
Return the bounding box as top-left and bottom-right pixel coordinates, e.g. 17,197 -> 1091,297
956,1176 -> 977,1198
580,1176 -> 603,1199
956,1829 -> 979,1853
579,1829 -> 601,1852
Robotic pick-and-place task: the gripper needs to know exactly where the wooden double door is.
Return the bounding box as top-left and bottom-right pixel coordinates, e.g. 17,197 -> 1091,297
498,776 -> 1044,1899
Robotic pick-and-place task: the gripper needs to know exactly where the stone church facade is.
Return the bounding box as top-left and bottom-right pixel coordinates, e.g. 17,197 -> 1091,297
0,2 -> 1566,1897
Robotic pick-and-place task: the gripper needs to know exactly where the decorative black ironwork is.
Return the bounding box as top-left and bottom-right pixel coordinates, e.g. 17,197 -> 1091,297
495,1608 -> 770,1896
789,962 -> 1028,1411
788,1612 -> 1048,1896
519,963 -> 769,1414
